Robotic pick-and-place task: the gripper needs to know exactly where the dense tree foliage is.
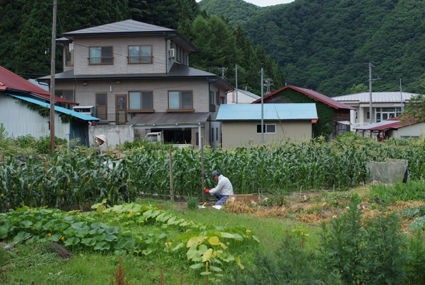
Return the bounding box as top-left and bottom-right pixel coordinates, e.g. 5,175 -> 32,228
0,0 -> 128,77
0,0 -> 282,95
199,0 -> 259,27
200,0 -> 425,96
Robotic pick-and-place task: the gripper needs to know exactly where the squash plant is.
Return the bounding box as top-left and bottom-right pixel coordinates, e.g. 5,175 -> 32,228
0,202 -> 258,280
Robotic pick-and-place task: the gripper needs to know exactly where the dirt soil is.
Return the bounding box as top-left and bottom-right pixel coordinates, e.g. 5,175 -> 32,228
223,186 -> 425,230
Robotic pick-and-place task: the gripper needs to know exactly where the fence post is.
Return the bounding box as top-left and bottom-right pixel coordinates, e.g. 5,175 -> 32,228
169,149 -> 174,201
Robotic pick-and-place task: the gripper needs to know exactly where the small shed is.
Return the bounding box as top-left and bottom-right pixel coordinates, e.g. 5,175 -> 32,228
252,85 -> 352,138
216,103 -> 318,148
0,66 -> 98,145
356,119 -> 425,140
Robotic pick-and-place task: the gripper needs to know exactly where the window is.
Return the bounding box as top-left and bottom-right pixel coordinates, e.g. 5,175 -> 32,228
89,46 -> 113,65
65,43 -> 73,67
168,91 -> 193,111
128,91 -> 153,111
257,124 -> 276,134
95,93 -> 107,120
55,90 -> 74,101
128,45 -> 152,64
375,107 -> 402,122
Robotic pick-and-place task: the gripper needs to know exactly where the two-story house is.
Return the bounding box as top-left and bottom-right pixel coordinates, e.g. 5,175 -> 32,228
40,19 -> 230,148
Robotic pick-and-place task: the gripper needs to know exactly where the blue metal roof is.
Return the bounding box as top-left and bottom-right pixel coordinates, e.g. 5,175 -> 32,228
10,94 -> 99,121
216,103 -> 318,121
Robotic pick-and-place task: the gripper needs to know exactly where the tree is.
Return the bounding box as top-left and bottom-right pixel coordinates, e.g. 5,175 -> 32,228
401,94 -> 425,122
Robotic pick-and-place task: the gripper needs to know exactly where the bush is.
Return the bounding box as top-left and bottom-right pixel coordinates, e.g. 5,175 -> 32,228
186,197 -> 199,210
225,233 -> 341,285
322,196 -> 406,284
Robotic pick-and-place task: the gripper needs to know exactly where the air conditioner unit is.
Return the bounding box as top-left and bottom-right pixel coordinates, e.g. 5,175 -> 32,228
73,106 -> 95,116
168,48 -> 176,58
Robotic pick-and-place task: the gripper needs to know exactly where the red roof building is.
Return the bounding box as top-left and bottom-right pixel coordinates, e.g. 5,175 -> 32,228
0,66 -> 76,105
252,85 -> 353,137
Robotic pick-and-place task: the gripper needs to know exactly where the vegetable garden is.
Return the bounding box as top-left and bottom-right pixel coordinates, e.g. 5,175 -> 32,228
2,133 -> 425,210
0,132 -> 425,284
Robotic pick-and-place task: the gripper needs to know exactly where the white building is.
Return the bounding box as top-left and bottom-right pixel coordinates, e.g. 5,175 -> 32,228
226,89 -> 260,104
332,91 -> 419,129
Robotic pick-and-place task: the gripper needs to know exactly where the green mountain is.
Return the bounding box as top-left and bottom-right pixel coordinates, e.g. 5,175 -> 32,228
200,0 -> 425,96
199,0 -> 260,26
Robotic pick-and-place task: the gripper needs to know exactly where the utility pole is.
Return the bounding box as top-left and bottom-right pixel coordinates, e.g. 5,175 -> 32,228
49,0 -> 57,152
260,67 -> 264,144
235,64 -> 238,104
400,78 -> 404,112
265,78 -> 273,94
368,62 -> 373,123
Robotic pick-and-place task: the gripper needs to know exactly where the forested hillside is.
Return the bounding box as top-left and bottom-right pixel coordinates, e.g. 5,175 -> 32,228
0,0 -> 283,95
200,0 -> 425,96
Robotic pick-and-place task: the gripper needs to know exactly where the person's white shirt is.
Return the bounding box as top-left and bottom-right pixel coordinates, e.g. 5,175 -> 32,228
209,175 -> 234,195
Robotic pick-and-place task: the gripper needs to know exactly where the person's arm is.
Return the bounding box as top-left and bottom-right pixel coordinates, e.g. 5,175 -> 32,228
209,178 -> 225,195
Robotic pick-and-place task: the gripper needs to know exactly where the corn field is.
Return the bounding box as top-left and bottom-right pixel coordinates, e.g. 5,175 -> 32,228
1,134 -> 425,211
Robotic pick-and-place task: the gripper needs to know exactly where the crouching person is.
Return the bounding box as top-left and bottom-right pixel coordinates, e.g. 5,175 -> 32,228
204,170 -> 234,209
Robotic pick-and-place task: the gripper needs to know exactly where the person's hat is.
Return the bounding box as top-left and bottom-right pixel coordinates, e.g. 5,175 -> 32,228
95,134 -> 106,143
211,170 -> 220,178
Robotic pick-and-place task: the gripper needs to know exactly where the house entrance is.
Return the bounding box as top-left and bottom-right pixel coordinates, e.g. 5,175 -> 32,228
115,94 -> 127,124
152,128 -> 192,144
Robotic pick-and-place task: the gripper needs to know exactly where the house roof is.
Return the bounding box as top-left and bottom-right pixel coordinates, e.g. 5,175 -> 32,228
333,92 -> 418,103
61,19 -> 196,52
355,119 -> 418,131
0,66 -> 76,105
228,89 -> 260,100
10,94 -> 99,121
252,84 -> 353,110
216,103 -> 318,121
130,112 -> 210,127
38,63 -> 232,90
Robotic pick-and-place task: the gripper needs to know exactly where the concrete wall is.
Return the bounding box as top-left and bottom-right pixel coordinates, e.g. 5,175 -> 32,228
73,36 -> 167,75
221,120 -> 312,148
0,96 -> 70,140
89,124 -> 134,148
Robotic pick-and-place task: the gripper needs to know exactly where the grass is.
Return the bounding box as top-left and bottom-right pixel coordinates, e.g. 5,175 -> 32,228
1,184 -> 424,284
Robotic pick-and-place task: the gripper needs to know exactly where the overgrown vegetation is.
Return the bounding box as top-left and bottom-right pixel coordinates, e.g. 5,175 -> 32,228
2,134 -> 425,210
1,135 -> 425,284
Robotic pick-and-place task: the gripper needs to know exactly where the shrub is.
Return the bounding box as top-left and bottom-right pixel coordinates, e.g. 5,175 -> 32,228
186,197 -> 198,210
322,196 -> 406,284
225,233 -> 341,284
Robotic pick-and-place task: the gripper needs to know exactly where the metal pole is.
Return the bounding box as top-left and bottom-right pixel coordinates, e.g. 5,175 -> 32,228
368,62 -> 373,123
168,149 -> 174,201
235,64 -> 238,104
400,78 -> 404,112
49,0 -> 57,152
199,124 -> 206,202
261,67 -> 264,144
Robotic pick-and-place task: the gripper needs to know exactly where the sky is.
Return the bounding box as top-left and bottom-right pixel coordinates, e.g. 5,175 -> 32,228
196,0 -> 294,7
243,0 -> 294,6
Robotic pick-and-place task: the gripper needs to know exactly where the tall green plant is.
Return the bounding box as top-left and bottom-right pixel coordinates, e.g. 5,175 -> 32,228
321,196 -> 406,284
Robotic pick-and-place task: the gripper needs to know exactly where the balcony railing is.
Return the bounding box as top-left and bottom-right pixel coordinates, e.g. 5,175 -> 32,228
88,56 -> 114,65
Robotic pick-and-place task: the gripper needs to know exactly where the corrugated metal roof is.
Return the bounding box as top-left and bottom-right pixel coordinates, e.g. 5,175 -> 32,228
356,120 -> 417,131
10,95 -> 99,121
252,85 -> 353,110
333,92 -> 418,103
216,103 -> 318,121
0,66 -> 50,96
0,66 -> 76,104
